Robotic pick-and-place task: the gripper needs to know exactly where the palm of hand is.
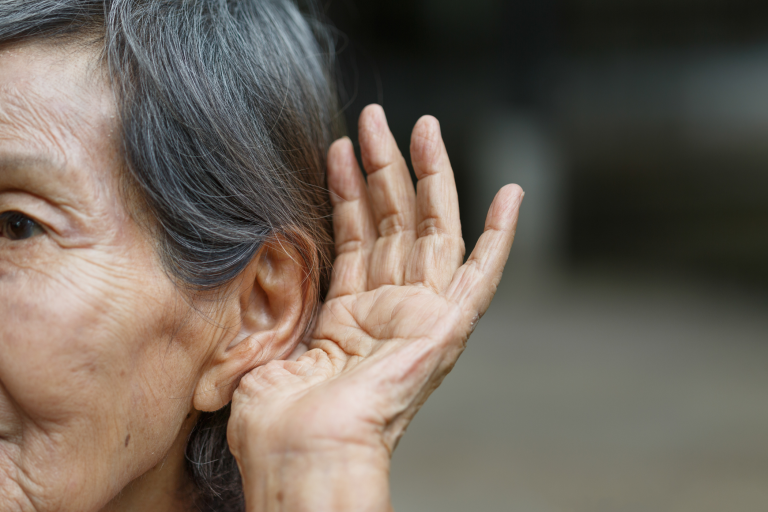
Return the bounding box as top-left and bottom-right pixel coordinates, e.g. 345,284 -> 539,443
230,106 -> 522,460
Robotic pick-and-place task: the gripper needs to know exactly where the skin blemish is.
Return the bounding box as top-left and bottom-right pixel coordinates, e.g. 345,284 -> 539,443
124,434 -> 130,447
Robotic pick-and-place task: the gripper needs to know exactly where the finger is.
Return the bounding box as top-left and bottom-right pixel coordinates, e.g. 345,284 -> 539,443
286,340 -> 309,361
325,137 -> 377,299
405,115 -> 465,292
446,184 -> 524,316
358,104 -> 417,288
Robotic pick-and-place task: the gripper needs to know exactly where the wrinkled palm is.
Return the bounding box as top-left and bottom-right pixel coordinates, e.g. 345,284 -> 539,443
229,105 -> 523,459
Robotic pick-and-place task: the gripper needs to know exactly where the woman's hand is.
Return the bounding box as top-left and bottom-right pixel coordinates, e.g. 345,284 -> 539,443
229,105 -> 523,512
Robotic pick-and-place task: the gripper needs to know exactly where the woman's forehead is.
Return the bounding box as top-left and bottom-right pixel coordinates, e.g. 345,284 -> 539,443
0,41 -> 119,206
0,42 -> 114,151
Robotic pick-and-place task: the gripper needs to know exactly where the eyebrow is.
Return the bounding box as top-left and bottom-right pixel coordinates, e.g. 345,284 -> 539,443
0,152 -> 66,180
0,153 -> 60,170
0,152 -> 76,207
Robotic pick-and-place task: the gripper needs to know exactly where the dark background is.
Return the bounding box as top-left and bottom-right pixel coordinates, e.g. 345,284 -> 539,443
324,2 -> 768,511
327,0 -> 768,287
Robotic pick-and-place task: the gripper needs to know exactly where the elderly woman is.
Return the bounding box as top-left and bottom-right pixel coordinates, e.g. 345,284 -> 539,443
0,1 -> 522,511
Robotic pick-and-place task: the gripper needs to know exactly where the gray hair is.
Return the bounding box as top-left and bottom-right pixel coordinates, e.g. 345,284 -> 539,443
0,0 -> 341,509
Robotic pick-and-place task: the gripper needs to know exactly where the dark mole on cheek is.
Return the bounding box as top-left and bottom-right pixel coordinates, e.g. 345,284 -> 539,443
124,434 -> 130,447
186,413 -> 191,420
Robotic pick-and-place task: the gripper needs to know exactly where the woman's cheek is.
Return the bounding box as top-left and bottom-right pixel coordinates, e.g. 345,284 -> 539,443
0,382 -> 21,443
0,247 -> 183,509
0,270 -> 108,419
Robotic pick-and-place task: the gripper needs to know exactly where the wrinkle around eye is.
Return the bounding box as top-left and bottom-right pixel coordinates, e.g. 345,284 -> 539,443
0,182 -> 116,249
0,196 -> 68,243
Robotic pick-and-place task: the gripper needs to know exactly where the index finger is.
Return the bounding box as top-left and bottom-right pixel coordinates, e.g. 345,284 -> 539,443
325,137 -> 377,299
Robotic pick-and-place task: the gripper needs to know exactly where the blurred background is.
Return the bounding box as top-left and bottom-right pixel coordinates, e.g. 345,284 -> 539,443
325,1 -> 768,511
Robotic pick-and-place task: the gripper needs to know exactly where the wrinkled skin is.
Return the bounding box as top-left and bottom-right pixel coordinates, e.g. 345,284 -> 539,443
0,43 -> 219,511
228,106 -> 523,511
0,40 -> 522,512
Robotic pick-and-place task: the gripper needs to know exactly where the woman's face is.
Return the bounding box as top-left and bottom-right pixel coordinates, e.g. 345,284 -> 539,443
0,42 -> 227,510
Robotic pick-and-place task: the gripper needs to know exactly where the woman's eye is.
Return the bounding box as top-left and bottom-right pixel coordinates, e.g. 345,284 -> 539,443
0,212 -> 45,241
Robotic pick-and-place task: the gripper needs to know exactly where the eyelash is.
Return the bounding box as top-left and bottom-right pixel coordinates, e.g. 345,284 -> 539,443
0,211 -> 45,241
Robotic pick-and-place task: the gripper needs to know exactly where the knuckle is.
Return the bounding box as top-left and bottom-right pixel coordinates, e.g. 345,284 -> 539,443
417,216 -> 443,237
378,212 -> 407,237
336,238 -> 364,254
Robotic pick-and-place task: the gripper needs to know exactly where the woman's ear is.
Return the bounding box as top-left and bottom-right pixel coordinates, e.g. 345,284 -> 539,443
193,239 -> 312,412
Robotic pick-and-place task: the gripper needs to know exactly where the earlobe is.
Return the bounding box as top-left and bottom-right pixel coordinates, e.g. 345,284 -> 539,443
193,239 -> 312,412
